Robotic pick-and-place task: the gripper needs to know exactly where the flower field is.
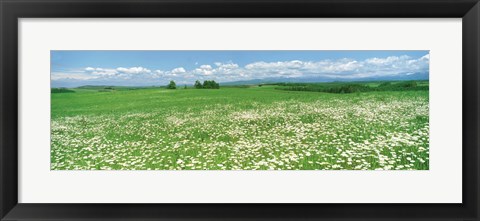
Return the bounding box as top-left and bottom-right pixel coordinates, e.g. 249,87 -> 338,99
51,84 -> 429,170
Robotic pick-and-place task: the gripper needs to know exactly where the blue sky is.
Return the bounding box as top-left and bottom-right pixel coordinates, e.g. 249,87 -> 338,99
51,50 -> 429,87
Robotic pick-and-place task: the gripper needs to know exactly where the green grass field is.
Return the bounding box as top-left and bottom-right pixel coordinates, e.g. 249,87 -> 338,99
51,82 -> 429,170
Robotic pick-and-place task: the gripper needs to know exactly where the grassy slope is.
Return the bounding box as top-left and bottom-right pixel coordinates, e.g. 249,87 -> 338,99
52,85 -> 427,116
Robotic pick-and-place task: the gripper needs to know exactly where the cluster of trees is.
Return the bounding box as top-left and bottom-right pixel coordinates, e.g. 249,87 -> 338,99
194,80 -> 219,89
166,80 -> 220,89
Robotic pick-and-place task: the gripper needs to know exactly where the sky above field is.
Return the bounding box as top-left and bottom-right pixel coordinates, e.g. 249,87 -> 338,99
51,50 -> 429,87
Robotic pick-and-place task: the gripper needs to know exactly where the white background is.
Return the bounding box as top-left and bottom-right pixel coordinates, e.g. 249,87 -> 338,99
19,19 -> 462,203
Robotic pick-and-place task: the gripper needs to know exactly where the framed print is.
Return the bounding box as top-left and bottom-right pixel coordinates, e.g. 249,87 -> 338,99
48,50 -> 431,171
1,0 -> 479,220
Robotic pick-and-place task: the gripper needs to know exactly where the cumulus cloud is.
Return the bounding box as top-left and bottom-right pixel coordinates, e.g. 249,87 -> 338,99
199,65 -> 212,69
245,60 -> 305,70
215,62 -> 239,70
194,65 -> 214,76
116,67 -> 151,74
51,72 -> 98,80
85,67 -> 118,76
171,67 -> 186,74
83,66 -> 153,77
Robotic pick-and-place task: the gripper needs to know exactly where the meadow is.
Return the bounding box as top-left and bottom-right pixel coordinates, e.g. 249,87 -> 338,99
51,81 -> 429,170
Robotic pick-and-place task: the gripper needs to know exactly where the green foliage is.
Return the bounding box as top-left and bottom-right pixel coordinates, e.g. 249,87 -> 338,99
167,80 -> 177,89
51,88 -> 75,93
399,81 -> 417,88
98,87 -> 116,92
194,80 -> 203,89
378,82 -> 392,87
275,81 -> 428,94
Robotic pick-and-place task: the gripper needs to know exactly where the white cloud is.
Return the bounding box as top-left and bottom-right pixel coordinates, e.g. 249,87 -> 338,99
51,72 -> 98,80
171,67 -> 186,74
420,54 -> 430,61
365,55 -> 409,65
85,67 -> 118,76
116,67 -> 151,74
194,65 -> 215,76
215,62 -> 239,69
199,65 -> 212,69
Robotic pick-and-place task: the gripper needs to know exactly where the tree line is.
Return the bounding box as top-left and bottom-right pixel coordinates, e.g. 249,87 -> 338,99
167,80 -> 220,89
275,81 -> 427,94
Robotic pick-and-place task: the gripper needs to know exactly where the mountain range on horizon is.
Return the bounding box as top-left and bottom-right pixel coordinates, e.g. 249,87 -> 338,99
220,72 -> 429,86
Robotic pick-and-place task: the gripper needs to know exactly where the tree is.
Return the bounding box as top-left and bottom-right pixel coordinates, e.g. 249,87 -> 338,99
167,80 -> 176,89
194,80 -> 203,89
184,84 -> 187,89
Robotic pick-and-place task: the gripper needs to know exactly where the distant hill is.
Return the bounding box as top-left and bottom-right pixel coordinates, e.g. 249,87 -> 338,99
220,79 -> 274,86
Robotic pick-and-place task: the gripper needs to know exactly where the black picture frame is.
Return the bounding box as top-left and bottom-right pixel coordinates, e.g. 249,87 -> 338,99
1,0 -> 479,220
